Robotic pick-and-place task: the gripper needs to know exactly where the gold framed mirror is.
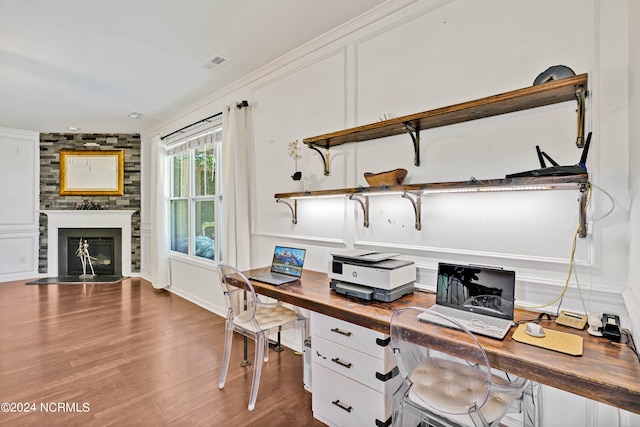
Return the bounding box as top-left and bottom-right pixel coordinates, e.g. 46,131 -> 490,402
59,150 -> 124,196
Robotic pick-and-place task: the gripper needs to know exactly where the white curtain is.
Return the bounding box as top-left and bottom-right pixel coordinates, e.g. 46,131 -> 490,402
150,134 -> 171,288
222,103 -> 252,271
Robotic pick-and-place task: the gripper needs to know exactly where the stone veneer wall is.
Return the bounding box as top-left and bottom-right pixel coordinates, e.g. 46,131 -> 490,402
38,133 -> 141,274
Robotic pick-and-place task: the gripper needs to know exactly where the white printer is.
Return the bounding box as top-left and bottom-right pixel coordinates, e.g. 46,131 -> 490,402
328,251 -> 416,302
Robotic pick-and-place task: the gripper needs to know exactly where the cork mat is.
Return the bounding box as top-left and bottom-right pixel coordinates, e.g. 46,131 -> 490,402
512,323 -> 583,356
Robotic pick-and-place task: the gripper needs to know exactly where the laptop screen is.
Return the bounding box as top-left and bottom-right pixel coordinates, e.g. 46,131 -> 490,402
436,262 -> 515,320
270,246 -> 306,277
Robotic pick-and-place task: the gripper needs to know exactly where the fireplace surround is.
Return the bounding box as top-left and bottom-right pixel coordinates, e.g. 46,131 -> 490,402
42,210 -> 135,277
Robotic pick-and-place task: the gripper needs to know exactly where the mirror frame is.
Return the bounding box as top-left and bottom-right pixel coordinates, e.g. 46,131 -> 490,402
59,149 -> 124,196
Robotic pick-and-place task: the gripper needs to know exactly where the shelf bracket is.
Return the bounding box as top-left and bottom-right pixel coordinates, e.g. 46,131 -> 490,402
307,144 -> 330,176
401,191 -> 422,230
348,194 -> 369,228
402,123 -> 421,166
578,183 -> 589,238
276,198 -> 297,225
575,85 -> 587,148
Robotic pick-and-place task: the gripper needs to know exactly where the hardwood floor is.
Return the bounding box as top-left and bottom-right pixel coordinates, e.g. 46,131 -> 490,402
0,278 -> 324,426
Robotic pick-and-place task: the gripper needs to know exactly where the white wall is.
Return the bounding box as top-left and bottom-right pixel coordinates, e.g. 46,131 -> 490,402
141,1 -> 638,424
145,0 -> 635,320
0,127 -> 40,282
624,0 -> 640,340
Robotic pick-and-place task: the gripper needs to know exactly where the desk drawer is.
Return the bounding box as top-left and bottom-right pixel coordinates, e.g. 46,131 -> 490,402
311,312 -> 388,358
312,363 -> 392,427
313,335 -> 399,393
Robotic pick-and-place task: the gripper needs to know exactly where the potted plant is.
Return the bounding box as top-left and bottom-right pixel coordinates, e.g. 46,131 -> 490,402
288,140 -> 303,180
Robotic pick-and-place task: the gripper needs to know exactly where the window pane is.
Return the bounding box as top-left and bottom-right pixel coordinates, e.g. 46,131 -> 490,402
171,153 -> 189,197
170,199 -> 188,254
195,144 -> 216,196
194,200 -> 215,260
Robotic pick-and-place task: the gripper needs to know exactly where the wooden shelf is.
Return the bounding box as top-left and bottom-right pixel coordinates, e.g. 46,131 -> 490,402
303,74 -> 588,174
275,174 -> 590,235
275,174 -> 589,199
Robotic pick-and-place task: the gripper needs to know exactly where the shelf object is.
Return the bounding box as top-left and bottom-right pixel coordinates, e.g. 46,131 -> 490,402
275,174 -> 590,236
304,74 -> 588,176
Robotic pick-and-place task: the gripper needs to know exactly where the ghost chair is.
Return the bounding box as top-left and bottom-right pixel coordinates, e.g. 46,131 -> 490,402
390,307 -> 529,427
217,264 -> 308,410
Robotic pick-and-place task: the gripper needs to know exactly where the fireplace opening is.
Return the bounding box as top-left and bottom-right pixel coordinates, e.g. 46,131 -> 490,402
67,237 -> 115,275
58,228 -> 122,276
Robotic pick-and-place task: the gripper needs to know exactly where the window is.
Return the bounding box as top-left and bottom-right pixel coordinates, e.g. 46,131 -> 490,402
167,124 -> 222,261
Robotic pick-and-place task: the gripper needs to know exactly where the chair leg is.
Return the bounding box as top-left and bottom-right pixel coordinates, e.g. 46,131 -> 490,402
248,333 -> 266,411
218,321 -> 234,389
274,326 -> 284,352
241,336 -> 251,367
263,334 -> 270,363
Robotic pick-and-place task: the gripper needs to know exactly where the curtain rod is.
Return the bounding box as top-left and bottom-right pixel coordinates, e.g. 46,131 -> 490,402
160,100 -> 249,140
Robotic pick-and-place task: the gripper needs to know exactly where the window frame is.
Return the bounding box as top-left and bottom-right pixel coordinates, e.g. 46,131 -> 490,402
167,124 -> 222,263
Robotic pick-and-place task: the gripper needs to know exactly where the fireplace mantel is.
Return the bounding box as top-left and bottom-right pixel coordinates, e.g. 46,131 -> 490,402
42,210 -> 136,277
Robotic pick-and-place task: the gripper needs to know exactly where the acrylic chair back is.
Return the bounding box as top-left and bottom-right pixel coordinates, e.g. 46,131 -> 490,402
218,264 -> 259,330
390,306 -> 527,427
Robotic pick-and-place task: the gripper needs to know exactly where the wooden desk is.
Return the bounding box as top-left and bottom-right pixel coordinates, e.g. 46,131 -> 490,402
245,268 -> 640,415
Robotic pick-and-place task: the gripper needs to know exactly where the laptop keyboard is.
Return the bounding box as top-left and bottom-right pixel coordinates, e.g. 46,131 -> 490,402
421,305 -> 513,339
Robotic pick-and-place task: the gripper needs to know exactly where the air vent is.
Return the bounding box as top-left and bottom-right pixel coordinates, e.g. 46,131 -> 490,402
203,54 -> 229,70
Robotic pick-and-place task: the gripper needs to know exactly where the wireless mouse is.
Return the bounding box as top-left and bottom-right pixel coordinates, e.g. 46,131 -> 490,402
525,322 -> 546,338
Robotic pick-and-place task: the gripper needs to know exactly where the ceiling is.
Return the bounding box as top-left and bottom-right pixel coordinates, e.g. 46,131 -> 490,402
0,0 -> 387,134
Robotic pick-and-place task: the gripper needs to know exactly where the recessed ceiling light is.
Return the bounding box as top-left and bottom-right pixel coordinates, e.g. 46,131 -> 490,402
66,126 -> 80,131
128,112 -> 142,119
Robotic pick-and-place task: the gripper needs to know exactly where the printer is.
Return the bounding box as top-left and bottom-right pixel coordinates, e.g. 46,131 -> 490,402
328,251 -> 416,302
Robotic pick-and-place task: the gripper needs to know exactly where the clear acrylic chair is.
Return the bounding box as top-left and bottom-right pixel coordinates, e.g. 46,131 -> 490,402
390,307 -> 528,427
217,264 -> 308,411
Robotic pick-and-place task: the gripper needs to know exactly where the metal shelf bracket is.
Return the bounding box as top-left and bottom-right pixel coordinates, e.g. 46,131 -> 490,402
402,123 -> 421,166
578,183 -> 589,238
575,85 -> 587,148
276,198 -> 297,224
348,194 -> 369,228
307,144 -> 330,176
401,191 -> 422,230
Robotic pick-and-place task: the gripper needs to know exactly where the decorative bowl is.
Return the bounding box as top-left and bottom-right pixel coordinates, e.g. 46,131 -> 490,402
364,168 -> 408,186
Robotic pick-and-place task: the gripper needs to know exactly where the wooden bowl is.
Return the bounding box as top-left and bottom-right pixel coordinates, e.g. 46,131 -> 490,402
364,168 -> 408,186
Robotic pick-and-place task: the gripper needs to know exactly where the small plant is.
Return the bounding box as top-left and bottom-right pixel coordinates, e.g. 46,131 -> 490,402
288,140 -> 303,180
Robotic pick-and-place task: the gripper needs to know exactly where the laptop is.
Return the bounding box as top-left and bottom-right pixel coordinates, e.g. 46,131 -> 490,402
418,262 -> 516,339
249,246 -> 306,285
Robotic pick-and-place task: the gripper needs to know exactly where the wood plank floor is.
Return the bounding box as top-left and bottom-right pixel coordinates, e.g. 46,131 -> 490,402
0,278 -> 324,426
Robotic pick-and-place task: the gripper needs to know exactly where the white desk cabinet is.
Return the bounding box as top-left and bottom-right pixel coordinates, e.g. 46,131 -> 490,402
311,312 -> 401,427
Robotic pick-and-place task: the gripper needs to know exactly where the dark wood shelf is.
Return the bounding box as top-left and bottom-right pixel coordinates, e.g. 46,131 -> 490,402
275,174 -> 589,199
304,74 -> 588,149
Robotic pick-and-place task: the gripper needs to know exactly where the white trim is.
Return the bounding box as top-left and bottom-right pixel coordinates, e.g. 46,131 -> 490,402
42,210 -> 136,277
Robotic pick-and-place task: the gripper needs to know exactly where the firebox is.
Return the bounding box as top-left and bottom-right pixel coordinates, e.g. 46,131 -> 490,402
58,228 -> 122,276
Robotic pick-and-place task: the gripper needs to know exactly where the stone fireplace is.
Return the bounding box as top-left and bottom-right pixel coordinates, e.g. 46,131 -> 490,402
42,210 -> 135,277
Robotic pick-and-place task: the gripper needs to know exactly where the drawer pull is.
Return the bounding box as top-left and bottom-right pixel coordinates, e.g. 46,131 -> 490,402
330,327 -> 352,337
376,337 -> 391,347
375,416 -> 392,427
331,399 -> 352,413
375,366 -> 399,382
331,357 -> 352,369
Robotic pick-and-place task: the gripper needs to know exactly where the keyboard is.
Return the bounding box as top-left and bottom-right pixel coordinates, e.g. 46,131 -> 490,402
418,305 -> 513,340
249,271 -> 299,285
